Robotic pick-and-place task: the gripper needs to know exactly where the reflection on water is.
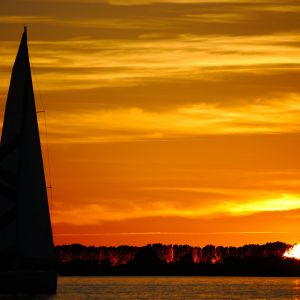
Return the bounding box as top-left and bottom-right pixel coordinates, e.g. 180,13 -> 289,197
1,277 -> 300,299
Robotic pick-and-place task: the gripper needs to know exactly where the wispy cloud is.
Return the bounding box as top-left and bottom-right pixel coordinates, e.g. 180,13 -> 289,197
52,191 -> 300,224
253,5 -> 300,13
183,13 -> 248,23
27,0 -> 270,4
0,15 -> 157,30
37,94 -> 300,143
0,15 -> 56,24
2,32 -> 300,92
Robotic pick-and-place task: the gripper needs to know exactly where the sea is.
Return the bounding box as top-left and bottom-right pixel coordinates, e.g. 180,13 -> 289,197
1,276 -> 300,299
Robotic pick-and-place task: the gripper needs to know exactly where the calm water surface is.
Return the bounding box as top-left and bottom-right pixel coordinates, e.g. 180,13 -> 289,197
1,276 -> 300,299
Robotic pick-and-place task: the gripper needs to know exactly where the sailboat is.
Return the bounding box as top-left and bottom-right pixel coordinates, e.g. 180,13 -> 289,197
0,28 -> 57,293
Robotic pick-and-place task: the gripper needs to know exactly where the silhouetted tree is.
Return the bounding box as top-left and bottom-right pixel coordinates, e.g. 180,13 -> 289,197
54,242 -> 299,276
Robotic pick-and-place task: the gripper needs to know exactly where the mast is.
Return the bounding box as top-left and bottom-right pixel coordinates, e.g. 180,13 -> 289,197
0,28 -> 55,266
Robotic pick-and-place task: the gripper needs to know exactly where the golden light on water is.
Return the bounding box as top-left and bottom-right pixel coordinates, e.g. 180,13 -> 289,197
283,244 -> 300,259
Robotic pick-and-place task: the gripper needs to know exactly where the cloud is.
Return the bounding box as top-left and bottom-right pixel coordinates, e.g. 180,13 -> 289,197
254,5 -> 300,12
228,194 -> 300,214
35,94 -> 300,144
0,15 -> 159,30
52,209 -> 300,246
183,13 -> 248,23
104,0 -> 272,6
1,32 -> 300,93
52,191 -> 300,224
25,0 -> 270,4
0,16 -> 56,24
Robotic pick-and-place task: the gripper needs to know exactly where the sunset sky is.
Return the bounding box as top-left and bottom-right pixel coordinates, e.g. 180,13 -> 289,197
1,0 -> 300,246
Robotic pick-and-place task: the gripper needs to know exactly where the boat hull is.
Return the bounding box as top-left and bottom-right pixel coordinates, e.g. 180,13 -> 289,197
0,270 -> 57,293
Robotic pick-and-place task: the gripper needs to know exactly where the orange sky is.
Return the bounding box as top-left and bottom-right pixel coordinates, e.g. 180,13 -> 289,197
1,0 -> 300,246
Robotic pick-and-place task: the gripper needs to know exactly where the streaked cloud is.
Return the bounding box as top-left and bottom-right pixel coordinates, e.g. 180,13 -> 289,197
27,0 -> 270,4
52,210 -> 300,246
228,194 -> 300,214
2,32 -> 300,92
52,191 -> 300,224
0,16 -> 55,24
37,94 -> 300,143
254,5 -> 300,12
183,13 -> 247,23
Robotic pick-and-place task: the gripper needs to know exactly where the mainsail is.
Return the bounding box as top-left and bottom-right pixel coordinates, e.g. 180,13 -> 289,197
0,28 -> 55,267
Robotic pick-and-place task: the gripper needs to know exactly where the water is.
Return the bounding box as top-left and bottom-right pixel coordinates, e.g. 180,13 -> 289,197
1,277 -> 300,299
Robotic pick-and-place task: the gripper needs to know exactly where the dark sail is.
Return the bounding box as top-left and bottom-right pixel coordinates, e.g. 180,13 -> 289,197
0,28 -> 55,266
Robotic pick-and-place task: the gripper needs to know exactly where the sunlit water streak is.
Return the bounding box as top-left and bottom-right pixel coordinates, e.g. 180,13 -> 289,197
1,276 -> 300,299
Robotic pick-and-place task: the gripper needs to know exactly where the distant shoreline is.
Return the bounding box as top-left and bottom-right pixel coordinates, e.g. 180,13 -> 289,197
56,242 -> 300,276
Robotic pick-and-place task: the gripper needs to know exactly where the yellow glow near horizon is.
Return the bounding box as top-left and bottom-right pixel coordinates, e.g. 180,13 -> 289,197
228,194 -> 300,215
284,244 -> 300,259
51,193 -> 300,225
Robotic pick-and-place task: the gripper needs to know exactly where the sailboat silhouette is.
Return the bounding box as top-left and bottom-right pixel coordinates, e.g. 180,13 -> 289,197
0,28 -> 57,293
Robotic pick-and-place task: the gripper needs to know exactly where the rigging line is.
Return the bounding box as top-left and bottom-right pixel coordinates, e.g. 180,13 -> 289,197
30,65 -> 54,218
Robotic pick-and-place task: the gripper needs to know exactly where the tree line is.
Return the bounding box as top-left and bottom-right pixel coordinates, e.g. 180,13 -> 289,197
56,242 -> 300,276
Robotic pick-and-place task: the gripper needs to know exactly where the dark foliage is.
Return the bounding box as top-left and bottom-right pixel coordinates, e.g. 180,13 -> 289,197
55,242 -> 300,276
